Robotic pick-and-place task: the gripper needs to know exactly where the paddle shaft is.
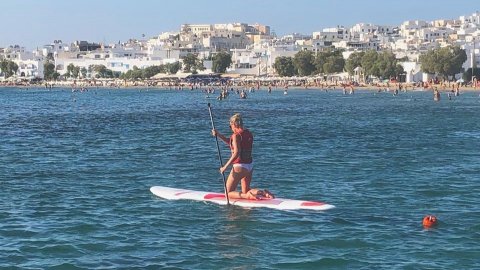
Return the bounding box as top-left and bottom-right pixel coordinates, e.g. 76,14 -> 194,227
207,103 -> 230,205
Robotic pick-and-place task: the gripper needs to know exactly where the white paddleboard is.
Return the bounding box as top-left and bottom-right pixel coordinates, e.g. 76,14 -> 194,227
150,186 -> 335,211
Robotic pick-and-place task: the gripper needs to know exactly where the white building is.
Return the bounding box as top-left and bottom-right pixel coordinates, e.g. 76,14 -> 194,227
1,45 -> 45,78
55,45 -> 180,75
417,27 -> 454,42
15,59 -> 44,78
281,33 -> 310,42
459,11 -> 480,25
42,40 -> 69,58
334,39 -> 380,51
349,23 -> 376,40
228,42 -> 298,76
461,36 -> 480,72
313,26 -> 347,42
180,23 -> 253,51
0,45 -> 37,61
202,33 -> 250,51
400,20 -> 430,40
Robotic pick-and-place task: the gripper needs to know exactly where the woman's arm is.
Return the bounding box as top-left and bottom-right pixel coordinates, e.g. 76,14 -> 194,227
220,134 -> 240,174
212,129 -> 229,145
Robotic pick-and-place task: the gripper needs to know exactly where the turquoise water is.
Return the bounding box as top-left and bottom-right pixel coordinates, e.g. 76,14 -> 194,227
1,87 -> 479,269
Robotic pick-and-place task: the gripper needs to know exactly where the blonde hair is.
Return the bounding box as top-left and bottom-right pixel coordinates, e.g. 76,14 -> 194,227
230,113 -> 243,128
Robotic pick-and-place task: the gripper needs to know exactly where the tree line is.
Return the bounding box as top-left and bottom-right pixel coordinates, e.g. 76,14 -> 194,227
273,45 -> 470,82
274,49 -> 405,80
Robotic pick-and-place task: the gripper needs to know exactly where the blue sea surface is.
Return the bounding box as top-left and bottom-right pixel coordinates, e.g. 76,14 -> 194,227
1,87 -> 479,269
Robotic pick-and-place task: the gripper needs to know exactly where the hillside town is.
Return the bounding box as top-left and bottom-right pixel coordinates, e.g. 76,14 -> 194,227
0,11 -> 479,87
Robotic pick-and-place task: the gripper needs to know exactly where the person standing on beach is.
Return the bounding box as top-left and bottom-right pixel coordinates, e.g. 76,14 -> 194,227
212,113 -> 274,200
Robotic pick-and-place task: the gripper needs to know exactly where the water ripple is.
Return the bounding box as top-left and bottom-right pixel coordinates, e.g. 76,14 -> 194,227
1,88 -> 480,269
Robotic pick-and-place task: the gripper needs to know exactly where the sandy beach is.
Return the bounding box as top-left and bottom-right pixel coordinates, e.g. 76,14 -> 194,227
2,79 -> 479,93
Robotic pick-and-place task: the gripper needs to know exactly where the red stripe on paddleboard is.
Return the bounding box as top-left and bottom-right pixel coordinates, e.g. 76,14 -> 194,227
204,193 -> 225,199
301,201 -> 325,207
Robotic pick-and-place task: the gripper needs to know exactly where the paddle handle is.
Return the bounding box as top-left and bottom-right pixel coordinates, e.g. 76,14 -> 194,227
208,103 -> 230,205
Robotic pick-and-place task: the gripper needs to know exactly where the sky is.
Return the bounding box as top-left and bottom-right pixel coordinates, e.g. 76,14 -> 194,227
0,0 -> 477,50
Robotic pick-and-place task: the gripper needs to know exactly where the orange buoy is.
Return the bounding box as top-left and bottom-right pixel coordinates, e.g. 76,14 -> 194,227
422,215 -> 438,228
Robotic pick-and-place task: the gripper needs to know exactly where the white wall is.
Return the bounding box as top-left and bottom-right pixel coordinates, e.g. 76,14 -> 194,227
401,61 -> 423,83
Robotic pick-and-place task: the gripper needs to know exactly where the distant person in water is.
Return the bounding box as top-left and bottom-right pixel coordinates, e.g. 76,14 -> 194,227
433,87 -> 441,101
240,90 -> 247,99
212,113 -> 274,200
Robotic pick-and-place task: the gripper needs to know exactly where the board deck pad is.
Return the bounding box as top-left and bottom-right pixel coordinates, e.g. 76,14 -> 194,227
150,186 -> 335,211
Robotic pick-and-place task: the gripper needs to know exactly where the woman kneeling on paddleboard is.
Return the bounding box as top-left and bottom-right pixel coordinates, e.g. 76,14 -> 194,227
212,113 -> 274,200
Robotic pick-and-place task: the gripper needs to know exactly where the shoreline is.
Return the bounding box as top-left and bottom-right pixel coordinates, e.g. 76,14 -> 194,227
1,83 -> 479,92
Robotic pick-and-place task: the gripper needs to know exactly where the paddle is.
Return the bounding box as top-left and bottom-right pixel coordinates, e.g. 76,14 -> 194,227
207,103 -> 230,205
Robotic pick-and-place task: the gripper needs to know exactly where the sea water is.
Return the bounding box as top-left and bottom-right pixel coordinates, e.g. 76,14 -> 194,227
1,87 -> 479,269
